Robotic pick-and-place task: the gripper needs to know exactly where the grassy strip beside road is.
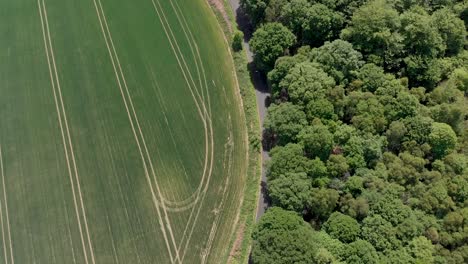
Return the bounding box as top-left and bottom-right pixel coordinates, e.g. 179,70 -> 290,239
207,1 -> 262,263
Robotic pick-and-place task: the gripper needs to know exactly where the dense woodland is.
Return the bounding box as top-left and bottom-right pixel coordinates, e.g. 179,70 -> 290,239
240,0 -> 468,263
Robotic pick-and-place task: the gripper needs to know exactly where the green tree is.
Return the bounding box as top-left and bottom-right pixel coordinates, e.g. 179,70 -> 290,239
341,240 -> 380,264
429,122 -> 457,159
268,56 -> 302,96
278,0 -> 310,36
327,154 -> 350,178
232,30 -> 244,51
279,62 -> 335,106
308,188 -> 339,220
404,55 -> 442,88
298,122 -> 334,161
269,172 -> 312,212
309,40 -> 364,84
362,215 -> 401,251
323,212 -> 360,243
386,121 -> 407,152
407,236 -> 435,264
240,0 -> 270,25
268,144 -> 311,180
448,67 -> 468,93
400,7 -> 445,57
341,0 -> 402,67
302,4 -> 345,46
432,8 -> 466,56
355,63 -> 390,92
264,103 -> 307,145
306,98 -> 337,121
251,207 -> 316,264
250,23 -> 296,71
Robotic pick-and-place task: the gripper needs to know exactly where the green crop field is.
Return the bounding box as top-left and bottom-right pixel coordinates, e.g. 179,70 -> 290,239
0,0 -> 249,263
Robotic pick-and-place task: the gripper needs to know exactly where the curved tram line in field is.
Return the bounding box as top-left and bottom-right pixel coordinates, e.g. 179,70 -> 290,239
36,0 -> 236,262
150,1 -> 239,263
95,0 -> 228,263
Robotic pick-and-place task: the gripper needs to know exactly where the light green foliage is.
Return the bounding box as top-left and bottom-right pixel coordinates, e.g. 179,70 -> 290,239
250,22 -> 296,71
448,67 -> 468,92
384,151 -> 427,185
327,155 -> 350,178
371,198 -> 412,226
419,181 -> 455,215
251,207 -> 316,264
400,7 -> 445,57
323,212 -> 360,243
362,215 -> 401,251
264,103 -> 308,145
407,236 -> 435,264
403,115 -> 434,144
350,96 -> 387,134
431,8 -> 466,56
306,98 -> 337,121
309,231 -> 346,259
341,0 -> 402,66
279,62 -> 336,106
341,240 -> 380,264
355,63 -> 390,92
429,122 -> 457,159
268,172 -> 312,212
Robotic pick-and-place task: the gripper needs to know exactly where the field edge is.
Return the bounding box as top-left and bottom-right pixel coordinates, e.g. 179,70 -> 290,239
205,1 -> 263,263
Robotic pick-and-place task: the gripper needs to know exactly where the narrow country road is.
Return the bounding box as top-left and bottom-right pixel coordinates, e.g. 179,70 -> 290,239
227,0 -> 271,220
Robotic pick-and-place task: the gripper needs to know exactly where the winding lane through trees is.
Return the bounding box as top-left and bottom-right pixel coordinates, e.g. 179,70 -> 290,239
227,0 -> 271,220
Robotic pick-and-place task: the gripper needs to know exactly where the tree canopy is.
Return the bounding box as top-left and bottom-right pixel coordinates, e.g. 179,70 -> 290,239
247,0 -> 468,263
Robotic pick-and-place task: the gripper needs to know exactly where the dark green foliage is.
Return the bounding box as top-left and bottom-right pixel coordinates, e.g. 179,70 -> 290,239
268,172 -> 312,212
298,122 -> 334,161
251,207 -> 316,264
232,30 -> 244,51
264,102 -> 307,145
341,240 -> 380,264
432,8 -> 466,56
302,4 -> 345,46
308,188 -> 340,220
240,0 -> 270,25
309,40 -> 364,84
249,23 -> 296,71
268,143 -> 311,180
323,212 -> 360,242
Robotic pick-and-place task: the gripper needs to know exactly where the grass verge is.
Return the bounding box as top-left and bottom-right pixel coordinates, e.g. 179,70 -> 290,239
207,1 -> 262,263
